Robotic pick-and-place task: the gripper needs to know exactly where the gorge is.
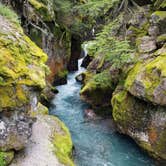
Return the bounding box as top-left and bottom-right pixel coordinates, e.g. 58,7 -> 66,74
0,0 -> 165,166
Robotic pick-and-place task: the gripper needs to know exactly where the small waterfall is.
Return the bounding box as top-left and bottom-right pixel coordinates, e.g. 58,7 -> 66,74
50,43 -> 154,166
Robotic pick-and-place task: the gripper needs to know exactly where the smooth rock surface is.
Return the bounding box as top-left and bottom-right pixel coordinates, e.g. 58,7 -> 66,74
11,115 -> 65,166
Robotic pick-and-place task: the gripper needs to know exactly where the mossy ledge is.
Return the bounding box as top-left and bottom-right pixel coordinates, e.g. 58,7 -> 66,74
52,117 -> 75,166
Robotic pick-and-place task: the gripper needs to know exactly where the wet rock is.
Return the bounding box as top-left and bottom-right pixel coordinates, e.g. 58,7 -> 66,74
81,55 -> 93,68
84,109 -> 98,120
53,74 -> 67,86
75,73 -> 84,83
80,71 -> 115,107
40,84 -> 58,107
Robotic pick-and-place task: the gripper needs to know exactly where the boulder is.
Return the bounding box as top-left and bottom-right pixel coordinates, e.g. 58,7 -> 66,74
84,109 -> 98,120
125,45 -> 166,106
0,112 -> 34,151
81,55 -> 93,68
151,11 -> 166,34
80,70 -> 115,107
75,73 -> 84,83
112,88 -> 166,161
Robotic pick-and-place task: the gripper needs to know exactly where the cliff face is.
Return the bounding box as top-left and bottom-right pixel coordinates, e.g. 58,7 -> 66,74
79,0 -> 166,163
0,0 -> 72,85
0,5 -> 47,164
0,3 -> 74,165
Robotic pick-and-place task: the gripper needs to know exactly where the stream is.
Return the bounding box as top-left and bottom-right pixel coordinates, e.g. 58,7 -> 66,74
50,56 -> 155,166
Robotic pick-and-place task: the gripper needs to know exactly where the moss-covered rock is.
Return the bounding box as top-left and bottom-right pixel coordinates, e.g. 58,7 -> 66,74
111,88 -> 166,161
52,117 -> 74,166
28,0 -> 55,21
151,11 -> 166,34
80,70 -> 115,107
10,114 -> 74,166
0,4 -> 48,160
0,151 -> 14,166
125,45 -> 166,106
0,12 -> 48,111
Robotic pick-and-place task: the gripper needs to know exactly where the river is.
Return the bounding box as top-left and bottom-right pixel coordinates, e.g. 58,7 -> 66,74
50,57 -> 154,166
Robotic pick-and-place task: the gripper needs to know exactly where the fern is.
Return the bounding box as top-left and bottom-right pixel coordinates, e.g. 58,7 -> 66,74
85,14 -> 133,68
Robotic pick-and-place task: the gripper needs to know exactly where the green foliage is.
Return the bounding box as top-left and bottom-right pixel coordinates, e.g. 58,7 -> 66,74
28,0 -> 55,21
0,152 -> 6,166
153,0 -> 166,9
0,3 -> 20,26
73,0 -> 120,19
86,16 -> 133,68
0,151 -> 14,166
70,0 -> 120,35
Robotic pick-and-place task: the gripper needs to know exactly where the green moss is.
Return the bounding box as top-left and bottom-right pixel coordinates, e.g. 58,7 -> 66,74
0,151 -> 14,166
52,117 -> 74,166
125,44 -> 166,104
80,70 -> 115,106
57,70 -> 68,78
82,71 -> 94,84
125,62 -> 142,89
152,11 -> 166,22
157,34 -> 166,43
31,102 -> 48,116
28,0 -> 46,9
111,90 -> 129,124
127,22 -> 149,39
28,0 -> 54,21
138,141 -> 153,154
0,3 -> 20,26
0,14 -> 48,110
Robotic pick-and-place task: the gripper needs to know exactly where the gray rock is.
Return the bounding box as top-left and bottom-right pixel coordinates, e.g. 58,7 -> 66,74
148,26 -> 159,37
137,36 -> 157,53
0,112 -> 34,151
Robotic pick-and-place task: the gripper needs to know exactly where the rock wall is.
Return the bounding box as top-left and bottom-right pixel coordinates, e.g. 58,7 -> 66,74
0,3 -> 74,165
0,0 -> 72,85
79,0 -> 166,163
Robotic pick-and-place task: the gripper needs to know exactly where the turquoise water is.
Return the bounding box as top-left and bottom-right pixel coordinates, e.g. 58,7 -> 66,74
50,59 -> 155,166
